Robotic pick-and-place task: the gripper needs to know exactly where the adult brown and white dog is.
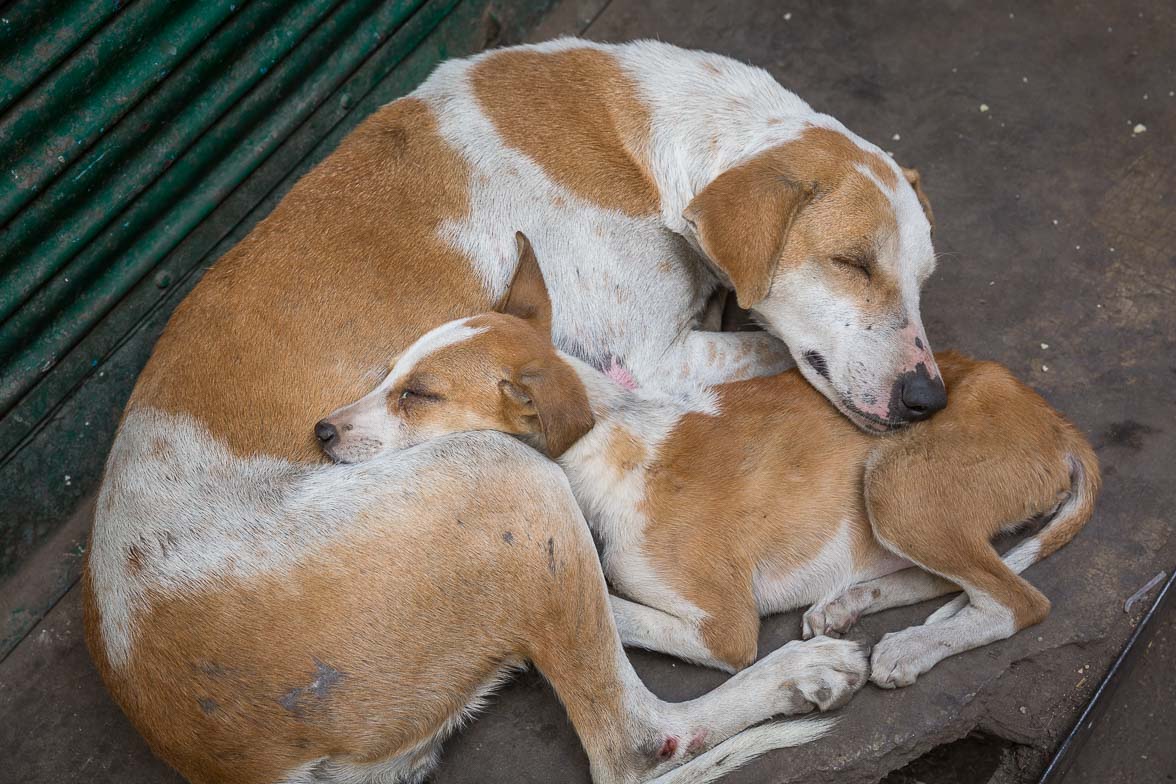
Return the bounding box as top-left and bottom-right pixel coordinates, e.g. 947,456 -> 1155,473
322,236 -> 1099,688
84,39 -> 940,783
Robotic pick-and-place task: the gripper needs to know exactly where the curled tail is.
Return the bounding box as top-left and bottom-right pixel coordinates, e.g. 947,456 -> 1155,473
647,718 -> 833,784
1036,439 -> 1101,560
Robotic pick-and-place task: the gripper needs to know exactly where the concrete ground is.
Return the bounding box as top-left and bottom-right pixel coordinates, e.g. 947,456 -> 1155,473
1,1 -> 1173,783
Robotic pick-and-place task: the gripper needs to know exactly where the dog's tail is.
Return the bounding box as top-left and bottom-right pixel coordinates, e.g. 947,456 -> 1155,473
1035,440 -> 1101,560
994,441 -> 1100,575
647,718 -> 834,784
928,441 -> 1100,624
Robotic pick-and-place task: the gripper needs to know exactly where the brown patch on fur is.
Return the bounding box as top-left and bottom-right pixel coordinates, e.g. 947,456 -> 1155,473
85,467 -> 641,784
605,424 -> 647,478
472,48 -> 658,216
640,373 -> 875,669
130,98 -> 488,461
685,125 -> 903,310
636,352 -> 1096,668
902,166 -> 934,229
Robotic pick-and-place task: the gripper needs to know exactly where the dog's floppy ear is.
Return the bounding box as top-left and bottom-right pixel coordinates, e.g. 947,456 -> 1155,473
496,232 -> 553,336
499,360 -> 594,458
684,156 -> 814,310
901,167 -> 934,231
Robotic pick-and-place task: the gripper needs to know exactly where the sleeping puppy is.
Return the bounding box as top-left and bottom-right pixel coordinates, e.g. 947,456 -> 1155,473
319,235 -> 1099,688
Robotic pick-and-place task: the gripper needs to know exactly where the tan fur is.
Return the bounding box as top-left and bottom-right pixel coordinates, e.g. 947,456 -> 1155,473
639,375 -> 875,667
606,424 -> 649,479
85,462 -> 642,784
642,352 -> 1097,664
864,354 -> 1099,627
684,126 -> 905,310
902,166 -> 934,228
472,48 -> 659,217
129,98 -> 489,461
379,302 -> 1099,673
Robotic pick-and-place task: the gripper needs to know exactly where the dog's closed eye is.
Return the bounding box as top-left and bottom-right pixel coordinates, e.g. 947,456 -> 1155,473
830,252 -> 874,281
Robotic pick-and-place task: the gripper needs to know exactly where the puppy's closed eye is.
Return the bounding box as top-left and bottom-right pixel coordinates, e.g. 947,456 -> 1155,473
395,385 -> 442,411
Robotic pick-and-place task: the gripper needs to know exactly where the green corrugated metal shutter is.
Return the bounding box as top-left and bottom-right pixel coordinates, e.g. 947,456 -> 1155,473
0,0 -> 552,657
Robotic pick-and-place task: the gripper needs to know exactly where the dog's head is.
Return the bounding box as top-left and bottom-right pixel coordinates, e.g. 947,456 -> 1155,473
684,123 -> 943,432
316,234 -> 594,464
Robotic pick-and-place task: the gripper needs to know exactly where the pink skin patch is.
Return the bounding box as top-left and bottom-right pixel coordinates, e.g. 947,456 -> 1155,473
605,356 -> 638,390
686,729 -> 708,755
656,736 -> 678,761
897,320 -> 940,380
853,320 -> 940,420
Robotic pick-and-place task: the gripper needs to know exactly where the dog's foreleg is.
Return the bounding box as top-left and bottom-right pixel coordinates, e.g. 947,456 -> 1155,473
610,596 -> 735,672
671,330 -> 792,386
803,567 -> 958,638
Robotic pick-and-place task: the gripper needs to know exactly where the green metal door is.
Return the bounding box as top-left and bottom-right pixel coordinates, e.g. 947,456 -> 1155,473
0,0 -> 552,658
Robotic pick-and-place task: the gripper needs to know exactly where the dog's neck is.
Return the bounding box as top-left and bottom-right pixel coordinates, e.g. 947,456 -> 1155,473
559,353 -> 646,423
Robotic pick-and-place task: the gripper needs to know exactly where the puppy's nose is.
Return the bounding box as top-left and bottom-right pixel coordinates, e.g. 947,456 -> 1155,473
892,369 -> 947,422
315,420 -> 339,445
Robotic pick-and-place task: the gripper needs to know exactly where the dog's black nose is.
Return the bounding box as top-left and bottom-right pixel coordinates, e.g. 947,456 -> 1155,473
891,368 -> 947,422
315,420 -> 339,445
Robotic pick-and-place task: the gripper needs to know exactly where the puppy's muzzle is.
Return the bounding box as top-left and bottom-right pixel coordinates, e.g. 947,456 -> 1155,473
315,419 -> 339,448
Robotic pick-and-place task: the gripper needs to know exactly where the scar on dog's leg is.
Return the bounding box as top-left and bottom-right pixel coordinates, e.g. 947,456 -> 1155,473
677,330 -> 792,386
610,596 -> 733,671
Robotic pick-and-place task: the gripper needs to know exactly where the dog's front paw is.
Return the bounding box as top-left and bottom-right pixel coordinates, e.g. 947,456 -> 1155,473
802,591 -> 865,639
869,628 -> 932,689
759,636 -> 869,714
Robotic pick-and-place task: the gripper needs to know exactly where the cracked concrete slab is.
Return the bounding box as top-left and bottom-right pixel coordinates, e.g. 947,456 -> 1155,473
1,1 -> 1173,783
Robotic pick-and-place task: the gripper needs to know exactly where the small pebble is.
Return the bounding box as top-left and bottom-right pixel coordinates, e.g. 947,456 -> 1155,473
1041,343 -> 1049,350
1076,245 -> 1081,250
783,11 -> 792,20
892,133 -> 901,141
1019,706 -> 1027,714
979,103 -> 990,112
1042,365 -> 1049,372
1052,219 -> 1059,225
1022,76 -> 1029,83
1133,123 -> 1147,134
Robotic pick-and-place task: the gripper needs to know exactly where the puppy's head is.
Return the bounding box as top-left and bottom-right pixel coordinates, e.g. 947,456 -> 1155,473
684,123 -> 944,432
316,234 -> 594,463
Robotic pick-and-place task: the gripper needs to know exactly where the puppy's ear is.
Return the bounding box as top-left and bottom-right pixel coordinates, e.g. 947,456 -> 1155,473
499,360 -> 594,458
684,155 -> 814,309
496,232 -> 553,336
901,167 -> 934,231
